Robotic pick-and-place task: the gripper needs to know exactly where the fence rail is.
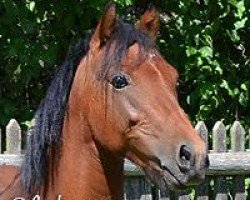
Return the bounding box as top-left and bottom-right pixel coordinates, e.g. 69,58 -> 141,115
1,119 -> 250,199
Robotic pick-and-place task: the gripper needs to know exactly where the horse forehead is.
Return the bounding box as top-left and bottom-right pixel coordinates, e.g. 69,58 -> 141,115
126,43 -> 141,59
145,54 -> 179,83
124,43 -> 179,82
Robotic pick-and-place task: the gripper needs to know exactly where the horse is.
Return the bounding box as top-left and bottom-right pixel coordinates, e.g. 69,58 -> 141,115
0,2 -> 208,200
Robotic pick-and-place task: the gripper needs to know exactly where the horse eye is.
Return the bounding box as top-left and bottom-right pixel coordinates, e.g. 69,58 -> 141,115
111,75 -> 128,89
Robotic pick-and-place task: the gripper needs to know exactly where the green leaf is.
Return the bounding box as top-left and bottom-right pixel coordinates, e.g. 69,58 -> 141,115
240,83 -> 247,91
227,29 -> 240,42
229,0 -> 239,8
234,18 -> 247,30
197,57 -> 203,66
239,92 -> 248,106
26,1 -> 36,12
201,65 -> 212,72
21,18 -> 36,34
199,46 -> 213,58
186,46 -> 197,57
21,118 -> 35,129
215,65 -> 223,75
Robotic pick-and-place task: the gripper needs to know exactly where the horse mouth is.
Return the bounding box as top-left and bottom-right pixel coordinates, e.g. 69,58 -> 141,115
126,152 -> 188,190
143,164 -> 187,191
161,167 -> 187,190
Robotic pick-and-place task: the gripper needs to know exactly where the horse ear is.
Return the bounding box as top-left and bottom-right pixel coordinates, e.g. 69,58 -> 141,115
138,6 -> 160,40
91,2 -> 116,48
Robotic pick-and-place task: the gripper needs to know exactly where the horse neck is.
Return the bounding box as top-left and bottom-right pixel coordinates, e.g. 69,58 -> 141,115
47,109 -> 124,200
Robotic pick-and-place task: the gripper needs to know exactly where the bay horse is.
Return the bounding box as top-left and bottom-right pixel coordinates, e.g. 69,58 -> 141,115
0,3 -> 208,200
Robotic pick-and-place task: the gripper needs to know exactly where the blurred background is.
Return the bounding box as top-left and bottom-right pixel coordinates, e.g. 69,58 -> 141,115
0,0 -> 249,132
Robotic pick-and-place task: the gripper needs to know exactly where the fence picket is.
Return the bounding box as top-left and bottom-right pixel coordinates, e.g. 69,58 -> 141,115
124,176 -> 152,200
213,121 -> 227,153
5,119 -> 21,154
159,189 -> 171,200
1,119 -> 250,199
213,121 -> 228,200
195,121 -> 209,200
196,121 -> 209,145
177,189 -> 191,200
230,121 -> 246,200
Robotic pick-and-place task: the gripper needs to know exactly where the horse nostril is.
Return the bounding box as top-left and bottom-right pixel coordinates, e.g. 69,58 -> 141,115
129,119 -> 138,127
177,145 -> 194,173
180,145 -> 192,162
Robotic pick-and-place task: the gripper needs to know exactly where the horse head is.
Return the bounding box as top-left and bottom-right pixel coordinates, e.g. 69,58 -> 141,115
73,2 -> 209,191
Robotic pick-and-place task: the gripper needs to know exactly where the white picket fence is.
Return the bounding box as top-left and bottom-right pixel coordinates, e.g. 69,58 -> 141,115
1,119 -> 250,199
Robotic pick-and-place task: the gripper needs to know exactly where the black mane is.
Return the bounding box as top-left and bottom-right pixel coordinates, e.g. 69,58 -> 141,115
20,36 -> 91,194
21,19 -> 155,194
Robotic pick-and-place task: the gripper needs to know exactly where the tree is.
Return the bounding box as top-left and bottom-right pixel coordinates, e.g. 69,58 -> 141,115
0,0 -> 249,131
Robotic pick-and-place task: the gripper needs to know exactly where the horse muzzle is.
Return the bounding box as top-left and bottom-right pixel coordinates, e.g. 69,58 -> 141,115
143,143 -> 209,191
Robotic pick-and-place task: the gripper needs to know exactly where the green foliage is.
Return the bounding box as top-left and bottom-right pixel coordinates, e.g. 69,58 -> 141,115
0,0 -> 249,130
158,0 -> 250,129
0,0 -> 104,129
